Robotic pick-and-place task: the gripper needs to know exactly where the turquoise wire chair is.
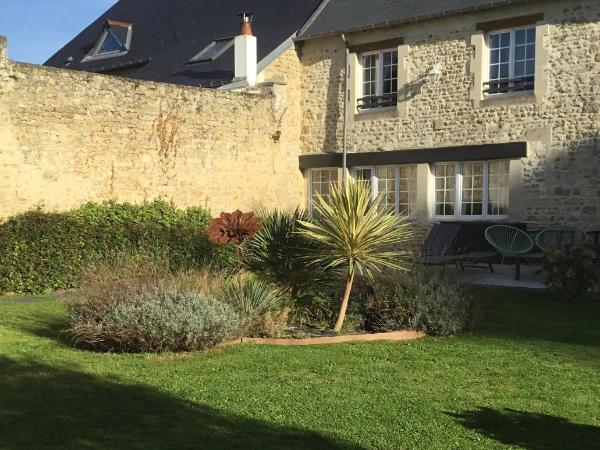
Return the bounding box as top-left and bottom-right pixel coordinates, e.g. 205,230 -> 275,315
535,227 -> 588,252
485,225 -> 534,281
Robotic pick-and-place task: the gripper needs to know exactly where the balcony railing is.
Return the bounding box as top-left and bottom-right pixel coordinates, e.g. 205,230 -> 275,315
484,77 -> 535,95
357,93 -> 398,110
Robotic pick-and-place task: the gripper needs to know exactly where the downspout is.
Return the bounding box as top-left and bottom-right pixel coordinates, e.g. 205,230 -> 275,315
341,33 -> 350,188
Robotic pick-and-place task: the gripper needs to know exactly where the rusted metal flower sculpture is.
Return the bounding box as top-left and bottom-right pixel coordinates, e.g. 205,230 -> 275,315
207,210 -> 262,246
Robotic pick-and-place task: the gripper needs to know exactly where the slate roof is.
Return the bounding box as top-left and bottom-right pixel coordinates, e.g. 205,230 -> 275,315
298,0 -> 531,39
45,0 -> 323,87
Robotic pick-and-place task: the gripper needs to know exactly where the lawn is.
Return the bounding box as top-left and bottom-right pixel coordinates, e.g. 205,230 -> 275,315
1,289 -> 599,450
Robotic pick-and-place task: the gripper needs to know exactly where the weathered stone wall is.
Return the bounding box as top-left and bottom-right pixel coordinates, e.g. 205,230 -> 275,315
300,0 -> 600,231
0,37 -> 305,219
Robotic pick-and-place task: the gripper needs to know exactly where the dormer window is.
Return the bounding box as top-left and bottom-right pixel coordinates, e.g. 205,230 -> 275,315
83,20 -> 133,62
187,38 -> 234,64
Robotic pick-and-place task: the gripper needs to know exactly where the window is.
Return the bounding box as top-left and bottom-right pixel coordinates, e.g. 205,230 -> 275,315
398,165 -> 417,216
83,20 -> 132,62
434,163 -> 457,216
433,161 -> 510,218
461,162 -> 484,216
188,38 -> 234,64
310,168 -> 339,208
358,49 -> 398,110
308,165 -> 417,216
488,160 -> 510,215
486,27 -> 536,95
377,166 -> 397,212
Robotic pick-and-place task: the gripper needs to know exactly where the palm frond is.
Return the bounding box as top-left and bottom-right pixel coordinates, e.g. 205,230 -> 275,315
299,179 -> 412,277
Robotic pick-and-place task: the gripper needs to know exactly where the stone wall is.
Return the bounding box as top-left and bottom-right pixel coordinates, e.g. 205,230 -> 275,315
299,0 -> 600,231
0,37 -> 305,219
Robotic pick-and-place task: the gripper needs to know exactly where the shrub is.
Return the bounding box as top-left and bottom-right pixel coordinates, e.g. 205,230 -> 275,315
242,208 -> 333,296
364,266 -> 474,336
541,246 -> 599,301
221,273 -> 290,337
67,257 -> 241,352
68,291 -> 241,353
0,200 -> 234,294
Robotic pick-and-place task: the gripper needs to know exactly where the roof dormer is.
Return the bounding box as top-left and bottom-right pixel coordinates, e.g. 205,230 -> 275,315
83,20 -> 133,62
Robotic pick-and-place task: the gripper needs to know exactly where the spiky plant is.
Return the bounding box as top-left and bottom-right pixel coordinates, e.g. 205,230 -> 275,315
242,208 -> 333,296
299,179 -> 412,332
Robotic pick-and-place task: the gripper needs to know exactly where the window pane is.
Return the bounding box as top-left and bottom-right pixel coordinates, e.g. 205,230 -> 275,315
377,166 -> 397,212
311,168 -> 338,209
398,165 -> 417,216
382,50 -> 399,97
461,162 -> 484,216
487,161 -> 510,216
434,163 -> 456,216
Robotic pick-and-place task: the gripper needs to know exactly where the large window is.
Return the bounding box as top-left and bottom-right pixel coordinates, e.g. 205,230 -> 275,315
433,161 -> 510,218
358,49 -> 398,110
486,27 -> 536,95
308,166 -> 417,216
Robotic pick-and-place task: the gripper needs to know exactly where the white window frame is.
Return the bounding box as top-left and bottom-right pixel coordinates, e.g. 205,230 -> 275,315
82,25 -> 133,62
486,25 -> 536,96
358,48 -> 398,110
308,168 -> 340,212
431,161 -> 510,221
350,165 -> 417,216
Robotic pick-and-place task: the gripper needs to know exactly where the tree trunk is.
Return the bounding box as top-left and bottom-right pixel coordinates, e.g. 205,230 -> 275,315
333,268 -> 355,333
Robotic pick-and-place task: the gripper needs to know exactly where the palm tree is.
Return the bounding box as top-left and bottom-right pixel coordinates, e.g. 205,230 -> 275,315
299,179 -> 412,333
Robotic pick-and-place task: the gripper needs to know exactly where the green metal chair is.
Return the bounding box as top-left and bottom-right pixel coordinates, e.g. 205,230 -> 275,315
535,227 -> 588,252
485,225 -> 534,281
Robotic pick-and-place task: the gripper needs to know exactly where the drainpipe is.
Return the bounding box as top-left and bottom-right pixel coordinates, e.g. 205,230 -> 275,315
341,33 -> 350,188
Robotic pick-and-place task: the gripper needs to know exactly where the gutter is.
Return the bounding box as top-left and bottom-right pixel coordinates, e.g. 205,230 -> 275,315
295,0 -> 532,41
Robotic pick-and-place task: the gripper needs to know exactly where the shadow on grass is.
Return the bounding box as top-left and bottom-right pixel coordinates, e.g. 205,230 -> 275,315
470,287 -> 600,347
0,357 -> 364,450
449,407 -> 600,450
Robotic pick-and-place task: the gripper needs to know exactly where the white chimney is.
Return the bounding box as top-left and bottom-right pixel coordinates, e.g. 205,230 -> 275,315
234,12 -> 257,86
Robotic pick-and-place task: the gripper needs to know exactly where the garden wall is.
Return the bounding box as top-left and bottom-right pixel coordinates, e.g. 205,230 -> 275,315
0,37 -> 305,220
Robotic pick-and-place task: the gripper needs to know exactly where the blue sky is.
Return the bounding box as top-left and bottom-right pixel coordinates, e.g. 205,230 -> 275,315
0,0 -> 117,64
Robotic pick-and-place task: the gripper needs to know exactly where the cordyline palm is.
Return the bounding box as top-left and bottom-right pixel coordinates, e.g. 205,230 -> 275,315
299,179 -> 412,333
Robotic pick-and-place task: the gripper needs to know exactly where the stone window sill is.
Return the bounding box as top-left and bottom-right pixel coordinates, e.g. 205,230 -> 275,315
480,92 -> 536,108
354,106 -> 399,121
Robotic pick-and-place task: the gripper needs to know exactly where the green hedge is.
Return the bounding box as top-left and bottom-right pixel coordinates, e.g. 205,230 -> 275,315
0,200 -> 233,294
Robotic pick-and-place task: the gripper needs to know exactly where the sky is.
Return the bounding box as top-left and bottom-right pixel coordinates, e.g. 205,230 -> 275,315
0,0 -> 117,64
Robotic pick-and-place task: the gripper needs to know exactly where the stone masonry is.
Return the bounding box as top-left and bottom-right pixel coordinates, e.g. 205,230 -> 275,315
0,38 -> 305,219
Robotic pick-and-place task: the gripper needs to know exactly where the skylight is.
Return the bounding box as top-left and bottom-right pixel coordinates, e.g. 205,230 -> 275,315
83,20 -> 133,62
188,38 -> 234,64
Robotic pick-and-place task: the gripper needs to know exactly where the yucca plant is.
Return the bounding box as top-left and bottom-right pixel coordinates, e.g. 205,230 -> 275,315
299,179 -> 412,332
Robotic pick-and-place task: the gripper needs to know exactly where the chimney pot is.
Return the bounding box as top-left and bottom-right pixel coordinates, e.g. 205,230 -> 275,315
237,12 -> 254,36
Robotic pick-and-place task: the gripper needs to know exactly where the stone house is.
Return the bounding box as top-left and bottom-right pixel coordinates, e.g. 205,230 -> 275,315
0,0 -> 599,240
296,0 -> 600,236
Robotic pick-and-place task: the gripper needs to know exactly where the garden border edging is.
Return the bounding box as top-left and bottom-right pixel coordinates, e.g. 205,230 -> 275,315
222,330 -> 425,347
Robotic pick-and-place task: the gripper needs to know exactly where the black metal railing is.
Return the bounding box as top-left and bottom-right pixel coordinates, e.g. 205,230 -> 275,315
357,93 -> 398,110
484,77 -> 535,95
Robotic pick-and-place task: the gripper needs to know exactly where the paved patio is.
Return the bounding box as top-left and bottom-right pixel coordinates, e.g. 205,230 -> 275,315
452,263 -> 546,289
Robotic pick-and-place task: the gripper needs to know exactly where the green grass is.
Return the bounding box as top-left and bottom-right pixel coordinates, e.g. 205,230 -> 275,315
1,289 -> 599,449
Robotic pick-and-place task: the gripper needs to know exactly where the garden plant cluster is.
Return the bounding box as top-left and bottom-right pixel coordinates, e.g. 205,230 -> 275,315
1,184 -> 477,353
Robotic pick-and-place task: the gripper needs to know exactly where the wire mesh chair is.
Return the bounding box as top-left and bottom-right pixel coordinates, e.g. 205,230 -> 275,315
535,227 -> 588,252
485,225 -> 534,280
